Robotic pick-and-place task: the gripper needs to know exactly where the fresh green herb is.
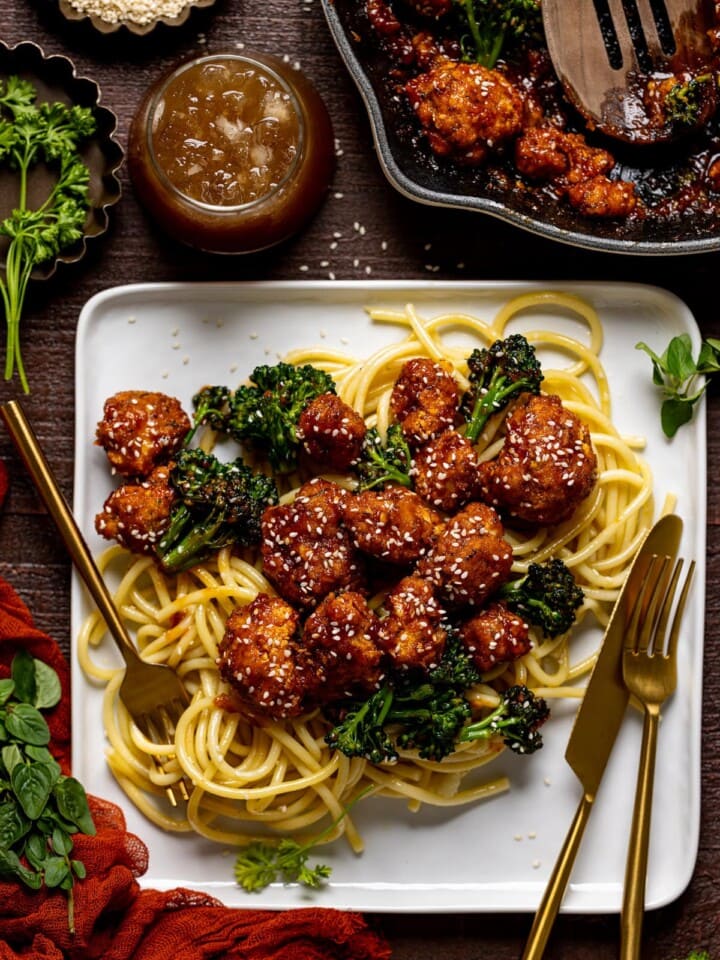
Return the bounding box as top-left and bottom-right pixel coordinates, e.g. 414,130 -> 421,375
454,0 -> 542,68
234,837 -> 332,893
234,787 -> 372,892
0,651 -> 95,932
636,335 -> 720,437
671,953 -> 711,960
0,75 -> 96,392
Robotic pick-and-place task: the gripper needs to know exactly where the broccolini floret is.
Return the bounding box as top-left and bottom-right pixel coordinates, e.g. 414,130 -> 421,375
455,0 -> 542,68
391,683 -> 474,761
461,334 -> 543,442
185,385 -> 232,444
500,558 -> 584,638
426,627 -> 482,689
664,73 -> 713,126
156,448 -> 278,572
355,424 -> 413,491
324,685 -> 398,764
458,684 -> 550,754
325,631 -> 483,763
224,361 -> 336,473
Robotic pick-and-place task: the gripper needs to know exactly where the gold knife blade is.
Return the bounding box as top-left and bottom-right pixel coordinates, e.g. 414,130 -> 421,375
521,512 -> 683,960
565,512 -> 682,794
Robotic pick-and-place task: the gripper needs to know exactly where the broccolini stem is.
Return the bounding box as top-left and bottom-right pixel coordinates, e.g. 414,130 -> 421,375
465,369 -> 503,442
461,0 -> 487,63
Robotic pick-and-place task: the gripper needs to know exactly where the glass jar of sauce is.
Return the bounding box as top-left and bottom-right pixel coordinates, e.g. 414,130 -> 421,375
128,51 -> 335,253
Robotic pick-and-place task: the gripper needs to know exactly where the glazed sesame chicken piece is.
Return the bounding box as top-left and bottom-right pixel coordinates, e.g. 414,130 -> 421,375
417,502 -> 514,609
217,594 -> 308,719
477,393 -> 597,526
95,390 -> 190,478
515,126 -> 615,183
459,601 -> 531,673
390,357 -> 460,446
302,591 -> 384,700
297,392 -> 367,471
515,126 -> 637,219
342,484 -> 444,566
261,477 -> 365,608
412,429 -> 481,512
565,176 -> 638,219
406,59 -> 525,164
377,575 -> 447,671
94,463 -> 175,555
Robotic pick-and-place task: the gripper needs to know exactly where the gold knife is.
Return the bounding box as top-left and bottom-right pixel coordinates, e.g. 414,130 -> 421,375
521,512 -> 683,960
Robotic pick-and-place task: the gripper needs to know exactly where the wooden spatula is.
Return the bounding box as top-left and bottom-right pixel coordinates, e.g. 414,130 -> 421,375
542,0 -> 718,144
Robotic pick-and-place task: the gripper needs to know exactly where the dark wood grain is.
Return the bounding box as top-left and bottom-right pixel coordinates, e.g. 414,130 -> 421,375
2,3 -> 719,957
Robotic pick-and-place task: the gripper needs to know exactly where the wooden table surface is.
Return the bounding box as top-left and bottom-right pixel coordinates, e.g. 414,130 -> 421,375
1,3 -> 719,957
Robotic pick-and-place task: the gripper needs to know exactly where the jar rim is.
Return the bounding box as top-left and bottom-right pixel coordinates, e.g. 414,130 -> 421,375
145,51 -> 305,213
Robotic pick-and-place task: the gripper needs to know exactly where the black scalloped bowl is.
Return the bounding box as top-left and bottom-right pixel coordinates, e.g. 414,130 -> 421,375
0,40 -> 123,281
321,0 -> 720,256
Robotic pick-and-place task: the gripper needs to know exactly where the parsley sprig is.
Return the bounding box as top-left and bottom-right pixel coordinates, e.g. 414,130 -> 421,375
0,649 -> 95,932
636,334 -> 720,437
235,837 -> 333,892
0,75 -> 96,392
234,786 -> 372,892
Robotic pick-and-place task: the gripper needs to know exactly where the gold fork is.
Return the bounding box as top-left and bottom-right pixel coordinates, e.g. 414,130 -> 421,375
0,399 -> 191,806
620,554 -> 695,960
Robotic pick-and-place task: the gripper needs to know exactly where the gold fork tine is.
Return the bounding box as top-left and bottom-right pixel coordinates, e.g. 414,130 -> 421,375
624,555 -> 664,654
650,559 -> 684,654
155,701 -> 192,803
633,556 -> 672,654
666,561 -> 695,660
135,713 -> 182,807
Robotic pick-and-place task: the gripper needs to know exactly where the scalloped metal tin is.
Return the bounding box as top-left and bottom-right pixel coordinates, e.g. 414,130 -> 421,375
0,40 -> 123,280
321,0 -> 720,256
58,0 -> 217,36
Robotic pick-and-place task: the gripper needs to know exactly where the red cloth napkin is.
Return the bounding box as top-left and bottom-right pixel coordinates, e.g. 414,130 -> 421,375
0,573 -> 391,960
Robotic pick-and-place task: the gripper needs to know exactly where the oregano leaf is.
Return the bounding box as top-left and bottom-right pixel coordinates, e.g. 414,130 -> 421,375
5,703 -> 50,746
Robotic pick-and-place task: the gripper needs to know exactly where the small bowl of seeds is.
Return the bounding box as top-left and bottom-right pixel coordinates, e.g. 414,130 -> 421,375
57,0 -> 217,35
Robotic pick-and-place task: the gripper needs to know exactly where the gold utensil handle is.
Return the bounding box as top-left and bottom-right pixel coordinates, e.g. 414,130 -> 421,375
620,705 -> 660,960
521,792 -> 594,960
0,399 -> 139,665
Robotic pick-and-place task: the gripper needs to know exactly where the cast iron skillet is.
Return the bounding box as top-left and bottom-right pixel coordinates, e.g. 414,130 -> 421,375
321,0 -> 720,256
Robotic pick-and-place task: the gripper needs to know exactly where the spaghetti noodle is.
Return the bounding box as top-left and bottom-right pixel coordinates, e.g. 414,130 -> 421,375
78,290 -> 655,849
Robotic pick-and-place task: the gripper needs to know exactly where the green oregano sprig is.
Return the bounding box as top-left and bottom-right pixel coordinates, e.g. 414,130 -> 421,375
636,334 -> 720,437
0,648 -> 95,933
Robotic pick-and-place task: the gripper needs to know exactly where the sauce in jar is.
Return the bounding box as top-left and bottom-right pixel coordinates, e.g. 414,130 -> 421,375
128,52 -> 335,253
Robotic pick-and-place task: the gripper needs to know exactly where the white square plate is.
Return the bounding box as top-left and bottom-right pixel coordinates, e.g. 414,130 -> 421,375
72,280 -> 705,913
